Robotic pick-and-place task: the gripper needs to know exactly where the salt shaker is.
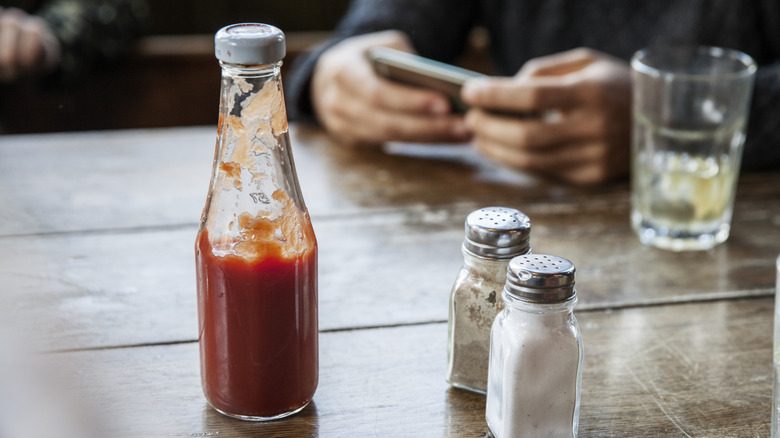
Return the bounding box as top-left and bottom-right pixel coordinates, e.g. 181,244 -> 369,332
447,207 -> 531,393
486,254 -> 583,438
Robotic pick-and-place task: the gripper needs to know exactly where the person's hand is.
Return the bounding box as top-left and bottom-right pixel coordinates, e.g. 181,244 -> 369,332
310,30 -> 468,148
0,7 -> 61,82
461,48 -> 631,184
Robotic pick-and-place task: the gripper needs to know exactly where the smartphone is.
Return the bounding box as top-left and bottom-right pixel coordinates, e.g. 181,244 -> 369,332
368,46 -> 486,113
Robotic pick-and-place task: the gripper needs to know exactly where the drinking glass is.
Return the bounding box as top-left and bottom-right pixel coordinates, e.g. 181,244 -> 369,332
630,46 -> 756,251
773,254 -> 780,437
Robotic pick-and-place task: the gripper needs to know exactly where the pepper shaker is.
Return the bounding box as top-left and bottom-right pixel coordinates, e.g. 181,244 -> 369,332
486,254 -> 583,438
447,207 -> 531,393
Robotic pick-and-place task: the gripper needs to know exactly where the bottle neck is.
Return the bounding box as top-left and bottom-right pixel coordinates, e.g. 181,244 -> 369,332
202,58 -> 307,244
219,61 -> 285,121
501,293 -> 576,329
502,289 -> 577,316
461,248 -> 513,282
220,61 -> 281,79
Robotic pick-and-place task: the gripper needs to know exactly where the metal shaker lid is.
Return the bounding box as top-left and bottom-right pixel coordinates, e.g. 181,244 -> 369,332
463,207 -> 531,259
505,254 -> 576,303
215,23 -> 286,65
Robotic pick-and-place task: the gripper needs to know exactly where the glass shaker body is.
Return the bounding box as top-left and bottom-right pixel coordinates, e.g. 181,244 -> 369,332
195,24 -> 318,421
486,255 -> 583,438
773,254 -> 780,437
447,207 -> 531,394
447,252 -> 515,393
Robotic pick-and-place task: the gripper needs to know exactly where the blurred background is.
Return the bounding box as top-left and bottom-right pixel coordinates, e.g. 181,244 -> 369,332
0,0 -> 352,133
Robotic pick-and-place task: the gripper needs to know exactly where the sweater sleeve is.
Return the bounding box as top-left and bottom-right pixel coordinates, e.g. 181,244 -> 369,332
284,0 -> 478,123
742,63 -> 780,171
742,0 -> 780,171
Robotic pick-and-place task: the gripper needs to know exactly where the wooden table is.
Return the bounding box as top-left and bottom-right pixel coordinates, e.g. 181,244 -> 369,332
0,125 -> 778,437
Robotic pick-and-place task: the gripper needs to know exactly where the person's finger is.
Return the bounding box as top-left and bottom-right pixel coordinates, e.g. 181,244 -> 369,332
462,75 -> 587,113
472,136 -> 610,184
540,141 -> 617,184
472,134 -> 588,171
517,48 -> 598,78
0,8 -> 24,81
464,108 -> 584,150
16,18 -> 47,71
339,57 -> 452,115
317,67 -> 468,146
372,30 -> 415,53
329,86 -> 467,144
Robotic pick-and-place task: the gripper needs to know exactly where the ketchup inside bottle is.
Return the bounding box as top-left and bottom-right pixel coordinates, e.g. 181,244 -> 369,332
195,211 -> 318,419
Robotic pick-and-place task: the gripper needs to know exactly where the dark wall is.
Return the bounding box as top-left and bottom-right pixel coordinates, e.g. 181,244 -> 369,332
146,0 -> 352,35
1,0 -> 354,133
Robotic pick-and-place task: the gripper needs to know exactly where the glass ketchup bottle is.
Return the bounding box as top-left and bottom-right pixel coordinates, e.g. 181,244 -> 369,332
195,23 -> 318,421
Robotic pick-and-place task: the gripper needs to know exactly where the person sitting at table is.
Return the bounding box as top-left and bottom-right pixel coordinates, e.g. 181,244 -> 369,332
284,0 -> 780,185
0,0 -> 149,84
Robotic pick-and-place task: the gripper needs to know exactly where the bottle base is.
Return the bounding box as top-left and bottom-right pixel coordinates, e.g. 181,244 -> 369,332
209,400 -> 310,422
633,218 -> 729,252
447,379 -> 487,395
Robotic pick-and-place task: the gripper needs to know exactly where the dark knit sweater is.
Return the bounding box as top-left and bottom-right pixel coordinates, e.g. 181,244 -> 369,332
285,0 -> 780,170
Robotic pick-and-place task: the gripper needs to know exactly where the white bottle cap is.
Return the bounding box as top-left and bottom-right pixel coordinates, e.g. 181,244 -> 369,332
214,23 -> 286,65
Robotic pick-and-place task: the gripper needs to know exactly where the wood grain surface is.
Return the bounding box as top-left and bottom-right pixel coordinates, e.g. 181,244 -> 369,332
0,125 -> 778,437
2,195 -> 777,352
43,298 -> 772,437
